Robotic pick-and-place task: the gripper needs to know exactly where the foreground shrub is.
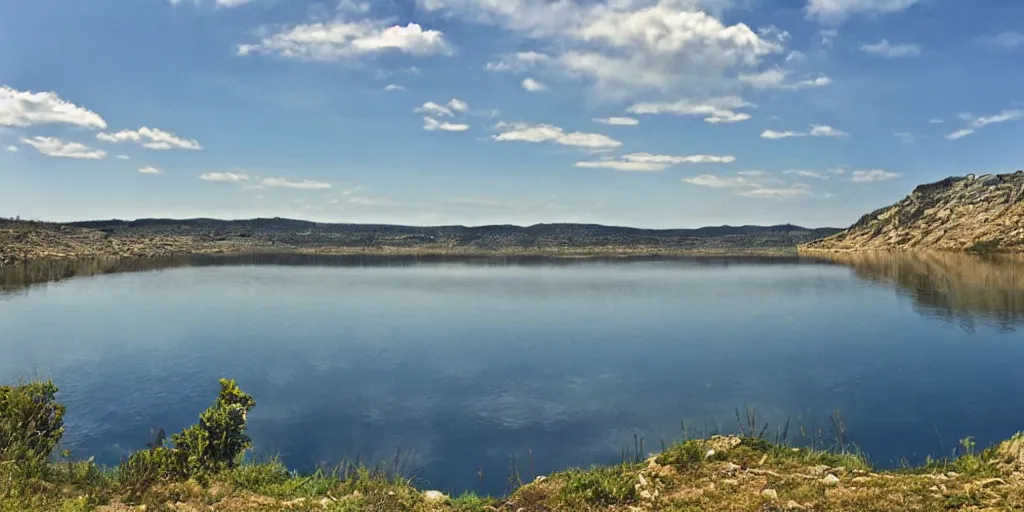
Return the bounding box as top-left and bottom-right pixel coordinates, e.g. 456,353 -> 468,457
119,378 -> 255,495
0,380 -> 66,471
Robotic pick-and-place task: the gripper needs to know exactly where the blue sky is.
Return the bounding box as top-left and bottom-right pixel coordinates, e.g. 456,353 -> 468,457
1,0 -> 1022,228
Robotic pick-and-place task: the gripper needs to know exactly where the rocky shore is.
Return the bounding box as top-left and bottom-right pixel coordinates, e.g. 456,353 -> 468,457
801,171 -> 1024,253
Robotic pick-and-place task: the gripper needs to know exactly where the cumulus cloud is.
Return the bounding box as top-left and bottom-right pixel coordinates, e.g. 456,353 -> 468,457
493,121 -> 621,149
5,145 -> 17,153
807,0 -> 919,24
20,136 -> 106,159
200,172 -> 250,182
576,152 -> 735,171
592,117 -> 639,126
138,166 -> 162,174
262,177 -> 332,189
485,51 -> 553,72
115,154 -> 131,160
414,101 -> 454,117
761,124 -> 848,139
418,0 -> 782,98
851,169 -> 900,182
384,84 -> 406,91
860,39 -> 921,57
447,98 -> 469,112
237,21 -> 451,61
738,68 -> 832,90
627,97 -> 753,123
0,86 -> 107,129
423,116 -> 470,131
522,78 -> 547,92
97,127 -> 202,150
946,109 -> 1023,140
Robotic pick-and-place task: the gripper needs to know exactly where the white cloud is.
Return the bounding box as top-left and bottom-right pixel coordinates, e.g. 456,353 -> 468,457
761,124 -> 848,139
575,160 -> 665,172
20,136 -> 106,159
893,131 -> 915,144
238,21 -> 451,61
200,172 -> 250,182
418,0 -> 782,98
384,84 -> 406,91
424,116 -> 470,132
851,169 -> 900,182
447,98 -> 469,112
485,51 -> 552,72
493,121 -> 621,149
737,170 -> 768,176
627,97 -> 753,123
807,0 -> 919,24
683,173 -> 812,198
928,118 -> 944,124
576,152 -> 735,171
96,126 -> 202,150
116,154 -> 131,160
5,145 -> 17,153
215,0 -> 253,6
682,174 -> 755,188
414,101 -> 454,117
978,31 -> 1024,49
522,78 -> 547,92
0,86 -> 107,129
860,39 -> 921,57
946,129 -> 975,140
946,109 -> 1023,140
138,166 -> 162,174
262,177 -> 332,189
783,169 -> 828,179
736,185 -> 812,198
592,117 -> 639,126
785,51 -> 806,62
738,68 -> 832,90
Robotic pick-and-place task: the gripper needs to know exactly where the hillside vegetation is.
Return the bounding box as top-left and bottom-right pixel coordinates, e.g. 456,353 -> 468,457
0,219 -> 840,266
802,171 -> 1024,253
3,379 -> 1024,512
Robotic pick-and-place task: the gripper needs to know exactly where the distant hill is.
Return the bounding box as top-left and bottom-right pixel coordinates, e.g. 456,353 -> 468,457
801,171 -> 1024,253
1,218 -> 841,265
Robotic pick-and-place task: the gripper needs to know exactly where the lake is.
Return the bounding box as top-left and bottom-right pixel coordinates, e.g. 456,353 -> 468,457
1,253 -> 1022,496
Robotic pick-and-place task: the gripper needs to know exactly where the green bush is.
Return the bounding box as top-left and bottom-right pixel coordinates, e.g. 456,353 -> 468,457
0,380 -> 66,469
119,378 -> 255,490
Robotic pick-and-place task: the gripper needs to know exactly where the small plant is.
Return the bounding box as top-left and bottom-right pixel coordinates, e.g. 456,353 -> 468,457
559,465 -> 637,506
119,378 -> 256,491
0,380 -> 66,473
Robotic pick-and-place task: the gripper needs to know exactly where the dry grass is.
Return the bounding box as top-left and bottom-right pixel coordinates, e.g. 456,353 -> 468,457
6,435 -> 1024,511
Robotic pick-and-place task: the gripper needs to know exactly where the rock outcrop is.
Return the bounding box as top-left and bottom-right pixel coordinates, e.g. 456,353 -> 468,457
801,171 -> 1024,253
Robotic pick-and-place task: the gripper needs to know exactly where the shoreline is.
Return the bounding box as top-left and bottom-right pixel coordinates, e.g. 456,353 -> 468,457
3,379 -> 1023,512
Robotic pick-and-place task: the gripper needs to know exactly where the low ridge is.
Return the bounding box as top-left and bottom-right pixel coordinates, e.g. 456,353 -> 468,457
801,171 -> 1024,253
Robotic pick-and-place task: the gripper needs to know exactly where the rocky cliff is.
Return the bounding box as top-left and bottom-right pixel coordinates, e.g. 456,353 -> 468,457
801,171 -> 1024,252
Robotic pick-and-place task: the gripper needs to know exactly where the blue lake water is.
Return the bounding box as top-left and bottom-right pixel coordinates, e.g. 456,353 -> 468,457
1,254 -> 1022,496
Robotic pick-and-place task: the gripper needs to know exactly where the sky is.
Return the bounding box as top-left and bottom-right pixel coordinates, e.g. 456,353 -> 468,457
1,0 -> 1022,229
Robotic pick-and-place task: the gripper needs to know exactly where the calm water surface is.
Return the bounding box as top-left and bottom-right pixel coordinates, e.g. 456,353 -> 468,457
1,254 -> 1022,495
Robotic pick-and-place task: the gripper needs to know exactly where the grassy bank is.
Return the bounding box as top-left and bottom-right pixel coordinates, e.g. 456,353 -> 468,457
3,380 -> 1023,512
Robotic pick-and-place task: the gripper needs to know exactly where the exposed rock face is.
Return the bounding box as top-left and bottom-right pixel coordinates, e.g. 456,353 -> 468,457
801,171 -> 1024,252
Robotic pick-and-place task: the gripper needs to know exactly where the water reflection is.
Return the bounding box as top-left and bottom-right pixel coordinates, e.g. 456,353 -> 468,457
817,252 -> 1024,330
0,253 -> 826,295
